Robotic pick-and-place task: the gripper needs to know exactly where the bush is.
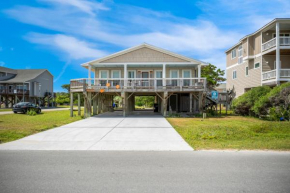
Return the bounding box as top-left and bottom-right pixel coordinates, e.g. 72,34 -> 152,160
27,109 -> 37,116
232,86 -> 271,116
253,82 -> 290,117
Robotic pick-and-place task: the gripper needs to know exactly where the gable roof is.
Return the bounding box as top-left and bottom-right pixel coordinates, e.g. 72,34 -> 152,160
82,43 -> 208,67
0,67 -> 53,83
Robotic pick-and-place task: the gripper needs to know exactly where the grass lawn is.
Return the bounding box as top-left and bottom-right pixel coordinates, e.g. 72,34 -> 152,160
0,108 -> 12,112
167,116 -> 290,150
0,110 -> 83,144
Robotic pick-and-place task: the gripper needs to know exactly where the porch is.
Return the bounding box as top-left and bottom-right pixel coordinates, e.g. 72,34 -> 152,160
70,78 -> 207,93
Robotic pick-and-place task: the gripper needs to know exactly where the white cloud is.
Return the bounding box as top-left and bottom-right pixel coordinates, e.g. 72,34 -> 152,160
25,33 -> 108,59
0,61 -> 5,66
39,0 -> 109,15
6,0 -> 288,71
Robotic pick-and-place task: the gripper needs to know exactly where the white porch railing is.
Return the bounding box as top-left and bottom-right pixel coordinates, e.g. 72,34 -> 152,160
262,70 -> 276,81
262,69 -> 290,81
262,37 -> 290,52
262,38 -> 276,51
70,78 -> 207,91
281,69 -> 290,78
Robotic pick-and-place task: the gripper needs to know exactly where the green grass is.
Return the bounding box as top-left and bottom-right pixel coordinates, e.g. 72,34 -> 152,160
167,116 -> 290,150
0,110 -> 84,144
0,108 -> 12,112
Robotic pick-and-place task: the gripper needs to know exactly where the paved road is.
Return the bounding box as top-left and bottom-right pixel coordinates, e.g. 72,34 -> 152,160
0,107 -> 70,115
0,111 -> 192,151
0,151 -> 289,193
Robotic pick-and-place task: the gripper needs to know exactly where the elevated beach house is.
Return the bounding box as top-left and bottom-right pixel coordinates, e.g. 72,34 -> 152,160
70,43 -> 208,117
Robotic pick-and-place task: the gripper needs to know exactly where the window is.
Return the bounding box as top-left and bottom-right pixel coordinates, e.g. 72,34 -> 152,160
111,70 -> 120,86
182,70 -> 191,86
254,63 -> 260,69
128,70 -> 135,78
155,71 -> 163,87
170,70 -> 179,86
245,66 -> 249,76
273,33 -> 290,38
238,45 -> 243,64
99,70 -> 108,86
233,70 -> 237,79
231,49 -> 236,59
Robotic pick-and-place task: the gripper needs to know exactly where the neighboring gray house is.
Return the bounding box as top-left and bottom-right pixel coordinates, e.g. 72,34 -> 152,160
0,67 -> 54,108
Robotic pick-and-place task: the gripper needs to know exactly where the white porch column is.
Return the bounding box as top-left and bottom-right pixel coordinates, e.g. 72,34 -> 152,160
88,64 -> 92,87
124,64 -> 127,88
198,64 -> 201,82
276,22 -> 280,84
163,63 -> 166,87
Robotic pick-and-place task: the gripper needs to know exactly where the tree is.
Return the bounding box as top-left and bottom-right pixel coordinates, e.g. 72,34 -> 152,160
201,64 -> 226,88
61,84 -> 70,93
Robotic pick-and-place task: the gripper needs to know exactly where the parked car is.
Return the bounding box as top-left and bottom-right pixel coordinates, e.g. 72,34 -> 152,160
12,102 -> 41,114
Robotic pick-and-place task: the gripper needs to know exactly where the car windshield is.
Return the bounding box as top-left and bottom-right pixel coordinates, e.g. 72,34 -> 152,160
16,102 -> 30,106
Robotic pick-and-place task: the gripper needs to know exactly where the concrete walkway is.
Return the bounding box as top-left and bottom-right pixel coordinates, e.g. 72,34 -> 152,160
0,111 -> 192,151
0,107 -> 70,115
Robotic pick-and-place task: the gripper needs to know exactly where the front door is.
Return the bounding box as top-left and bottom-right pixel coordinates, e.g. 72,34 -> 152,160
142,72 -> 149,87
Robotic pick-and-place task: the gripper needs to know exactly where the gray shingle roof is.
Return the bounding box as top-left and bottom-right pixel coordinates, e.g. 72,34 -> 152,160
0,67 -> 48,83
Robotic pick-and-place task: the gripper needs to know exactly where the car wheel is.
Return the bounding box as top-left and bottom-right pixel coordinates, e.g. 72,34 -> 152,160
13,111 -> 17,114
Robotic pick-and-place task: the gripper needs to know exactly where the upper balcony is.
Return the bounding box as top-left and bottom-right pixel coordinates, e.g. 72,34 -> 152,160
261,21 -> 290,54
262,69 -> 290,81
262,37 -> 290,52
70,78 -> 207,93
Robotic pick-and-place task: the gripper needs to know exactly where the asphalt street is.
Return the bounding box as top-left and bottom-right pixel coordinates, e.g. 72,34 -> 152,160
0,150 -> 289,193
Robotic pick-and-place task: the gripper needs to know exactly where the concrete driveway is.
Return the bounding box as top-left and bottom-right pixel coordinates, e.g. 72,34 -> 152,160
0,111 -> 192,151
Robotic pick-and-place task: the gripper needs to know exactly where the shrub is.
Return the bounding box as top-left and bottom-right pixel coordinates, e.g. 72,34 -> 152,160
253,82 -> 290,118
27,109 -> 37,116
232,86 -> 271,116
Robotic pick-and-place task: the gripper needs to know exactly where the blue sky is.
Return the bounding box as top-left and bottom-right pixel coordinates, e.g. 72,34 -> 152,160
1,0 -> 290,92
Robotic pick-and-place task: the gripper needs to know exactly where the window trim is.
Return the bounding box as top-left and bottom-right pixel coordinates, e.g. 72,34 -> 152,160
231,48 -> 237,59
232,70 -> 237,79
254,62 -> 260,69
170,69 -> 179,78
128,70 -> 136,78
111,70 -> 121,79
182,69 -> 192,78
99,70 -> 109,79
245,66 -> 249,77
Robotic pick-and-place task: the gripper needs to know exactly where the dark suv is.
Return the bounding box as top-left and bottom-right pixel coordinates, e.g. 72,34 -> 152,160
13,102 -> 41,114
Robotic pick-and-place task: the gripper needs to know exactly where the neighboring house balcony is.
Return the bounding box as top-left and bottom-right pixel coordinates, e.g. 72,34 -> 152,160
70,78 -> 207,93
262,69 -> 290,82
262,37 -> 290,52
261,21 -> 290,54
0,88 -> 30,95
